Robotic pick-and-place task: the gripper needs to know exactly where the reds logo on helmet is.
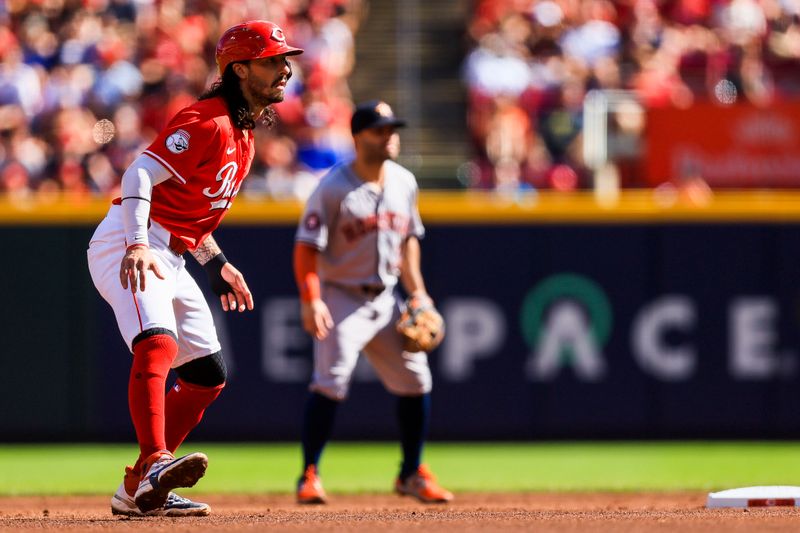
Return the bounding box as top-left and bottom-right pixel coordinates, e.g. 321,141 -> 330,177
271,28 -> 286,43
215,20 -> 304,74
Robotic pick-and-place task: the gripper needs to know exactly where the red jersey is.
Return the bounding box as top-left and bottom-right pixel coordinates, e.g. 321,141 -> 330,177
141,96 -> 255,251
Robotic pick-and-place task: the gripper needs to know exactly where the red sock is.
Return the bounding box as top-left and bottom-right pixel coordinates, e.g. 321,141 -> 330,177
165,378 -> 224,453
129,334 -> 177,460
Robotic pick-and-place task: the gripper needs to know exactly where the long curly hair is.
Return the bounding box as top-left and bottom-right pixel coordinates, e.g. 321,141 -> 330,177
199,63 -> 276,130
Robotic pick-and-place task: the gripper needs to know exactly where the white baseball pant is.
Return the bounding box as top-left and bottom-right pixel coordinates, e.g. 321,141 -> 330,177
310,283 -> 433,400
87,205 -> 220,367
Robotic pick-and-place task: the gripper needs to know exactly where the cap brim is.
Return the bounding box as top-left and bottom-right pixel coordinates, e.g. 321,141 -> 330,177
258,46 -> 304,60
366,117 -> 407,130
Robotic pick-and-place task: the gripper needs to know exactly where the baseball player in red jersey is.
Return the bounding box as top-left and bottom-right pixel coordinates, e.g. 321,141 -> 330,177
87,21 -> 302,517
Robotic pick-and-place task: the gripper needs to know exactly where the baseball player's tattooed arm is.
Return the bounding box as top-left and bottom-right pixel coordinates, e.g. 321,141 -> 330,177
190,235 -> 223,265
193,234 -> 255,313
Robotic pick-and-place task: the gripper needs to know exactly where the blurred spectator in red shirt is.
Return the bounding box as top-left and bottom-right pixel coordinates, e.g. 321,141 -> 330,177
0,0 -> 363,199
463,0 -> 800,190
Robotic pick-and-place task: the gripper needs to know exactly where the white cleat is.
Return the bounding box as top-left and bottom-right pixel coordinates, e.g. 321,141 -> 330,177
111,482 -> 211,517
134,451 -> 208,513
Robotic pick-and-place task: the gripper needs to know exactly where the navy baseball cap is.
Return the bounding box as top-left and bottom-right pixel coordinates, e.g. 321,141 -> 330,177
351,100 -> 407,135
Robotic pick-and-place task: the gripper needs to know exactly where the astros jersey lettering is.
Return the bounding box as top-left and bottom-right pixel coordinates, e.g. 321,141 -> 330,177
296,160 -> 424,288
142,97 -> 254,251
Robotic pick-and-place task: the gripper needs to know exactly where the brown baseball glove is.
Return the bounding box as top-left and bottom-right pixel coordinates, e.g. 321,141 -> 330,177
396,295 -> 445,352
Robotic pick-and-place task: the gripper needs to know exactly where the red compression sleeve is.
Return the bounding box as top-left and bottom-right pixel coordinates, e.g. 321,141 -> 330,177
164,378 -> 224,453
129,334 -> 177,460
294,243 -> 321,302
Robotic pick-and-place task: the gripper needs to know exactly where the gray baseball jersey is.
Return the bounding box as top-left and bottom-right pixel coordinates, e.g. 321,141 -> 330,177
295,160 -> 432,400
296,160 -> 424,289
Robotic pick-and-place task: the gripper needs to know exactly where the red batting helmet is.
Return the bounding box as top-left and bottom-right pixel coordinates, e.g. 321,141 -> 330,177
215,20 -> 304,75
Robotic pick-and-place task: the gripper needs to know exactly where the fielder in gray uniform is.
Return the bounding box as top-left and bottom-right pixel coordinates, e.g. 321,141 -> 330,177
292,101 -> 453,504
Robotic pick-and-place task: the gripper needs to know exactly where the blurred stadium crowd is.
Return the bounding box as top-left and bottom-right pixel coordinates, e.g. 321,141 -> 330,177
463,0 -> 800,191
4,0 -> 800,198
0,0 -> 361,200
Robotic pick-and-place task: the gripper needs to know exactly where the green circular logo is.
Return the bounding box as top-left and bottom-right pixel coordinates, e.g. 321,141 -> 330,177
520,273 -> 612,348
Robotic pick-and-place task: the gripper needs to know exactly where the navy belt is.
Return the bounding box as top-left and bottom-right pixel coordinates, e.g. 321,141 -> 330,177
359,284 -> 386,297
328,282 -> 386,298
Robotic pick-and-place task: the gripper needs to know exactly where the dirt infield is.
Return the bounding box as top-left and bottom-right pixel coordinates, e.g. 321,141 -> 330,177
2,492 -> 800,532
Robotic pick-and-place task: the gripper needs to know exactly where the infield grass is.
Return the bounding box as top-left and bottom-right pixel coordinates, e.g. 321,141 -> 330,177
1,442 -> 799,495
